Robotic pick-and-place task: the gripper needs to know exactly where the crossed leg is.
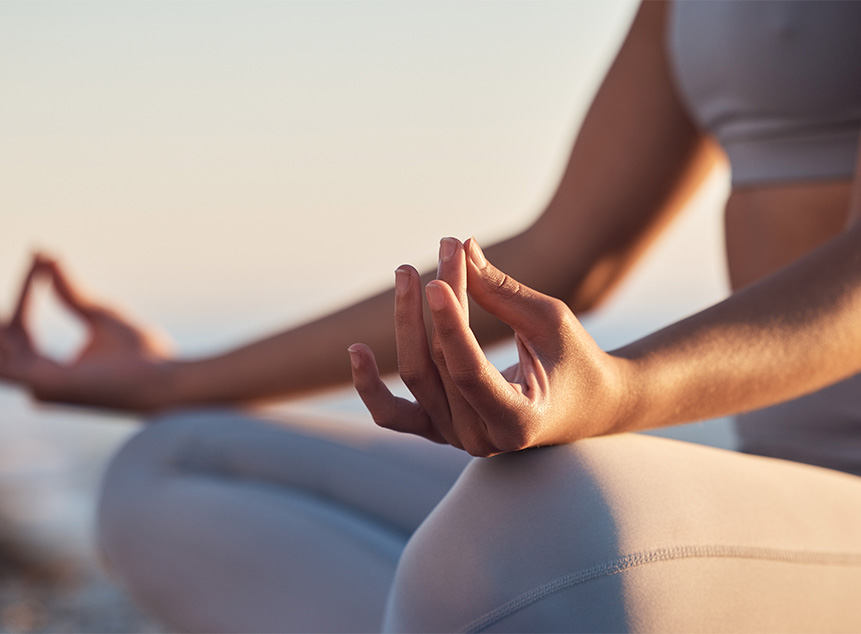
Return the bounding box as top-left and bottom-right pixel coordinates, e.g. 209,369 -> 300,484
97,409 -> 469,633
98,413 -> 861,633
385,434 -> 861,633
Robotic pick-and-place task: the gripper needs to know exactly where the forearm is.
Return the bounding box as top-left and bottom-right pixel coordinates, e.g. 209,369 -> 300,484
161,238 -> 530,408
166,291 -> 397,407
155,1 -> 718,410
612,222 -> 861,433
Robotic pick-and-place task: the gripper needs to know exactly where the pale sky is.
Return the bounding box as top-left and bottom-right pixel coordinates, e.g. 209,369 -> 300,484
1,0 -> 729,358
0,2 -> 742,554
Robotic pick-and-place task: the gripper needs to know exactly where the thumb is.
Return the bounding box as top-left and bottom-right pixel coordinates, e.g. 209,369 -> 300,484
8,253 -> 47,329
464,238 -> 578,344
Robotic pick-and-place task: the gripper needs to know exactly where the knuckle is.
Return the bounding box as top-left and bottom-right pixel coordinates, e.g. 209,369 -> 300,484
491,272 -> 523,300
398,367 -> 425,390
446,437 -> 465,452
353,376 -> 383,400
370,412 -> 397,430
432,317 -> 460,339
365,402 -> 401,429
430,338 -> 448,367
542,297 -> 572,326
496,435 -> 529,454
463,441 -> 492,458
393,310 -> 415,331
448,365 -> 487,392
493,417 -> 536,453
353,382 -> 375,399
505,434 -> 533,453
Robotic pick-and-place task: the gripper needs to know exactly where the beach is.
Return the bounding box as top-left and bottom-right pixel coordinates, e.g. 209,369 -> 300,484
0,389 -> 163,633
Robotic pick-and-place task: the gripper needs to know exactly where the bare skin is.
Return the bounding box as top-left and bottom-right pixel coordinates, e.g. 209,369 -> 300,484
0,1 -> 859,455
0,0 -> 707,411
726,181 -> 853,289
350,213 -> 861,456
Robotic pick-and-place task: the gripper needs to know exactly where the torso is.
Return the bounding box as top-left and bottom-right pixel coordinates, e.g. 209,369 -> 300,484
666,0 -> 861,474
666,0 -> 860,288
724,180 -> 852,291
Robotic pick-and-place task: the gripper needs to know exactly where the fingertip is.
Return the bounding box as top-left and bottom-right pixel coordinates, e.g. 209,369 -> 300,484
29,248 -> 56,269
347,343 -> 369,367
466,237 -> 486,269
438,236 -> 463,262
425,281 -> 448,310
395,267 -> 411,293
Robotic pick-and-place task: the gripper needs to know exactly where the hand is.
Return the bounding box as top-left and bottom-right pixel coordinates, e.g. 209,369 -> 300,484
0,255 -> 176,412
349,238 -> 630,457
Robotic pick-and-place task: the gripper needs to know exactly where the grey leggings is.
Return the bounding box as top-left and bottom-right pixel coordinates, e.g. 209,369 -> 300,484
97,410 -> 861,633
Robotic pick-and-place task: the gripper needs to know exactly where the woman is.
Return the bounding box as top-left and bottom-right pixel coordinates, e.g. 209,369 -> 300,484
2,1 -> 860,631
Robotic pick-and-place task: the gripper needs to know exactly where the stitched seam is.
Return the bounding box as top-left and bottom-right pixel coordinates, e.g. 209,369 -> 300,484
460,544 -> 861,633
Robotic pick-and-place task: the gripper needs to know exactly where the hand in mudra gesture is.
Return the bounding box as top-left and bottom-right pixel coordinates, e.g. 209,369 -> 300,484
0,255 -> 174,411
349,238 -> 629,457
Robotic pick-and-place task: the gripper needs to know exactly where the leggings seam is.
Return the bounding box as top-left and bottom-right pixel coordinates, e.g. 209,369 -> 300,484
460,544 -> 861,633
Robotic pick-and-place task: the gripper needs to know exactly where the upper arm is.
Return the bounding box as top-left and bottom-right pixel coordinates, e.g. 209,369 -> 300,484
524,0 -> 717,311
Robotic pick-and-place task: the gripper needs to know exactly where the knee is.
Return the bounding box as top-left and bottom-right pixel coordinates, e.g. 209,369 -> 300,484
383,434 -> 752,633
384,439 -> 634,633
383,434 -> 861,633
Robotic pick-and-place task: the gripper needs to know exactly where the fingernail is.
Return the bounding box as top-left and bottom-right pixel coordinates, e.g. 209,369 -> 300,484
468,238 -> 486,268
425,283 -> 445,310
347,345 -> 361,369
439,237 -> 457,261
395,267 -> 410,293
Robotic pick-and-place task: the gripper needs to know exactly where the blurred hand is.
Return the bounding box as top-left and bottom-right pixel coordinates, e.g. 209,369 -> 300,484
349,238 -> 629,457
0,255 -> 175,412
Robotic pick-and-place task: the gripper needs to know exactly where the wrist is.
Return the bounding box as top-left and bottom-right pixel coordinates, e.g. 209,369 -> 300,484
602,352 -> 648,435
155,358 -> 197,411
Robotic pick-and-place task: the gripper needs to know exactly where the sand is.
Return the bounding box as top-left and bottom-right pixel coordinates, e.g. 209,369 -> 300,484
0,543 -> 165,634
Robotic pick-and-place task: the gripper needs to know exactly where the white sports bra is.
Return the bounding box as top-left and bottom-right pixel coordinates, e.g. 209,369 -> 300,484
667,0 -> 861,187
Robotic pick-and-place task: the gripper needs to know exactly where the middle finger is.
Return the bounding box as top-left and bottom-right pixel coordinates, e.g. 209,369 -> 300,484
432,237 -> 489,450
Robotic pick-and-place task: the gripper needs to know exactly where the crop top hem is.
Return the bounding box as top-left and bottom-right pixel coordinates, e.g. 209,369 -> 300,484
725,129 -> 859,187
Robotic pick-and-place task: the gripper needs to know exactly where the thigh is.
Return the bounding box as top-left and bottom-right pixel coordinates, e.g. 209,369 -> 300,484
103,407 -> 470,533
386,434 -> 861,633
97,408 -> 470,632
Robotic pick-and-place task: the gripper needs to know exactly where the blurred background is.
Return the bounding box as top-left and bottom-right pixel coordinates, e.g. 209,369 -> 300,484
1,1 -> 731,631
